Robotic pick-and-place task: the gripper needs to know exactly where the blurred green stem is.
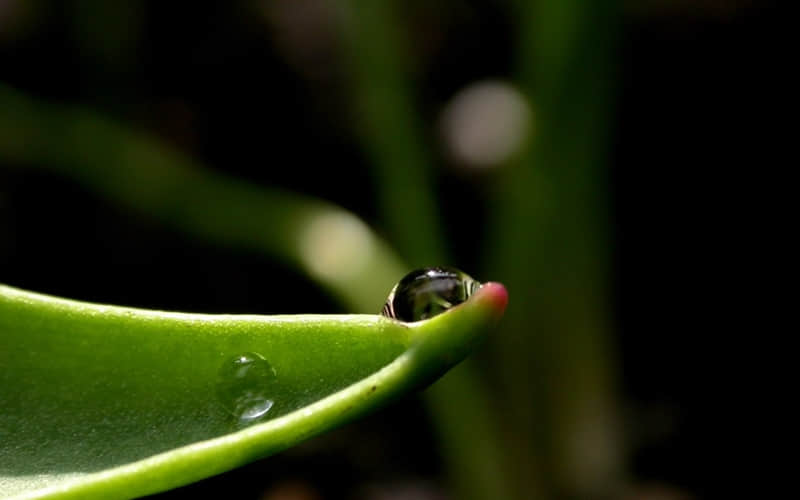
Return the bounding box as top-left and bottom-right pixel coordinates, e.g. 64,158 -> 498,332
0,83 -> 404,313
337,0 -> 444,267
486,0 -> 622,496
337,3 -> 515,499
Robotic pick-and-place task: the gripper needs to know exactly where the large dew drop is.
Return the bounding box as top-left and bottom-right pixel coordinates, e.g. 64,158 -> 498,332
381,267 -> 481,322
216,352 -> 277,422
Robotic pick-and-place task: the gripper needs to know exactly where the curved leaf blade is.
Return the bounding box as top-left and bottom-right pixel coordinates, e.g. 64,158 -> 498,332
0,283 -> 506,499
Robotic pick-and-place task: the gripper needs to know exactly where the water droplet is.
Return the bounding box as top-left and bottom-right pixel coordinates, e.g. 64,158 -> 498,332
381,267 -> 481,322
216,352 -> 276,422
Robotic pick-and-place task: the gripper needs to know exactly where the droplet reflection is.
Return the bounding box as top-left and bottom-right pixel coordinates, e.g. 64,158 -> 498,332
382,267 -> 480,322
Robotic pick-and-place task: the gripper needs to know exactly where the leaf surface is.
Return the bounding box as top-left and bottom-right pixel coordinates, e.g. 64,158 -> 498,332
0,283 -> 506,499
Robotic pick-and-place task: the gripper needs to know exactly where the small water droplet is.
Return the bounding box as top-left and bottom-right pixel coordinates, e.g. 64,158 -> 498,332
216,352 -> 276,422
381,267 -> 481,322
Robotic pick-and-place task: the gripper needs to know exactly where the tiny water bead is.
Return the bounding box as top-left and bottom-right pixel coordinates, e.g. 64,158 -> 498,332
381,267 -> 481,322
216,352 -> 277,422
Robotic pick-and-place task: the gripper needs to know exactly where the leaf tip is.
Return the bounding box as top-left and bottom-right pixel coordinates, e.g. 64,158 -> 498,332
477,282 -> 508,317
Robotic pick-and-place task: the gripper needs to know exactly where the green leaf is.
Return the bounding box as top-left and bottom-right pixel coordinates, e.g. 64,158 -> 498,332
0,282 -> 507,499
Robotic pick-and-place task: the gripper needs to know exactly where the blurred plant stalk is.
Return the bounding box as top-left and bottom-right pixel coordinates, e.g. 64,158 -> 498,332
0,83 -> 405,313
487,1 -> 623,496
340,0 -> 623,498
338,2 -> 518,499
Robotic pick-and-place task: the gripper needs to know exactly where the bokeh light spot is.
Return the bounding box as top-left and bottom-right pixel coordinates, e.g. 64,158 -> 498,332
440,80 -> 532,170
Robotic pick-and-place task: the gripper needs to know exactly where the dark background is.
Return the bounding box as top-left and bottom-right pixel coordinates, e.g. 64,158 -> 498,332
1,1 -> 774,498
